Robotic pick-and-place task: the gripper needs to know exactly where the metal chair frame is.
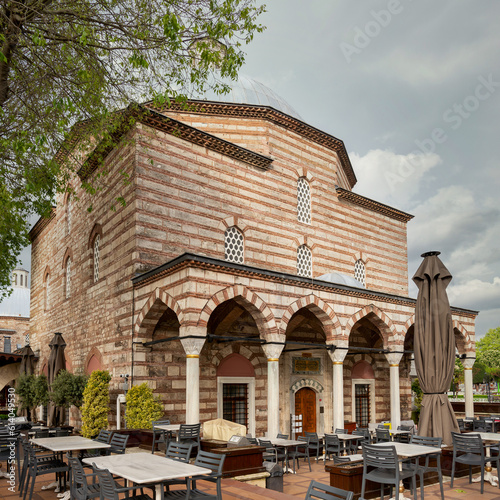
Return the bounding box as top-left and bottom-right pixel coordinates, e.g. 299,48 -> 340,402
305,479 -> 354,500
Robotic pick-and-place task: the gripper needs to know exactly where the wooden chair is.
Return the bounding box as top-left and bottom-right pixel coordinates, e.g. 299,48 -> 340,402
305,479 -> 354,500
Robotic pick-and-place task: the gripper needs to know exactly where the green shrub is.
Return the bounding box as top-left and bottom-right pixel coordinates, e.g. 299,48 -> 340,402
34,374 -> 49,407
125,383 -> 163,429
81,370 -> 111,438
16,375 -> 37,410
51,370 -> 88,408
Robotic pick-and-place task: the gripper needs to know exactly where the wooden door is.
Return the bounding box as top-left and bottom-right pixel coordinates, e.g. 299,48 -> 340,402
295,387 -> 316,435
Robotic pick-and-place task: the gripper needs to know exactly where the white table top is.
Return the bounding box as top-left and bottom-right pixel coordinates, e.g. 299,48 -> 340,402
389,429 -> 412,435
269,438 -> 302,447
336,434 -> 363,441
31,436 -> 111,452
155,424 -> 181,432
469,432 -> 500,442
371,442 -> 442,458
83,452 -> 212,484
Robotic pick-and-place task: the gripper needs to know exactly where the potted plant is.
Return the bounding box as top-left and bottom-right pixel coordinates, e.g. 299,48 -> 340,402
50,370 -> 88,425
125,383 -> 163,430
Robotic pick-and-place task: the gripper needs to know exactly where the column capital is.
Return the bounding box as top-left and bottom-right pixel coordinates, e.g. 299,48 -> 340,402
180,337 -> 206,356
385,350 -> 404,366
461,356 -> 476,370
262,334 -> 285,360
327,339 -> 348,364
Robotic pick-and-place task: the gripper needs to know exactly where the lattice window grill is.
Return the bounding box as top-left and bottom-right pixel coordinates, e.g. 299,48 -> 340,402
65,259 -> 71,299
93,235 -> 100,283
354,259 -> 366,287
297,245 -> 312,278
297,177 -> 311,224
224,227 -> 244,264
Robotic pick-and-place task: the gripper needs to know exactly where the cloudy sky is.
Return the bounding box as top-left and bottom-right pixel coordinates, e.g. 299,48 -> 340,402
238,0 -> 499,338
18,0 -> 499,338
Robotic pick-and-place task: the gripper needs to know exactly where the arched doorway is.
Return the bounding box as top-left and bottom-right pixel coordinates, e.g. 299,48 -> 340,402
295,387 -> 316,435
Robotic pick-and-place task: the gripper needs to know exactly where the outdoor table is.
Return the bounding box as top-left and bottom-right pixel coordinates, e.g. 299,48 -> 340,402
83,451 -> 212,500
372,441 -> 442,500
468,432 -> 500,486
334,433 -> 364,457
268,438 -> 303,473
30,435 -> 111,499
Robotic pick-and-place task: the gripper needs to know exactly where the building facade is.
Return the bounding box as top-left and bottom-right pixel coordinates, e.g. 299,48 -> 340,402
29,78 -> 477,435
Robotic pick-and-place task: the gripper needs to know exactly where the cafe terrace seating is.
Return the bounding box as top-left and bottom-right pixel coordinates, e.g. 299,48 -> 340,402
304,479 -> 354,500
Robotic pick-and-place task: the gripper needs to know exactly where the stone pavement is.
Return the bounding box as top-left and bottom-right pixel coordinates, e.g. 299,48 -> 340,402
3,449 -> 500,499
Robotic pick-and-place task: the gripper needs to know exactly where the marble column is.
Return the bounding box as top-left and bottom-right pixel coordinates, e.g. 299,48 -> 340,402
462,356 -> 476,419
327,339 -> 348,432
385,351 -> 404,429
180,336 -> 206,425
262,337 -> 285,439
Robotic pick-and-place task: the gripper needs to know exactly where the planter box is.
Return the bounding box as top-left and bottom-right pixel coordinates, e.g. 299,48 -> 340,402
325,463 -> 385,500
109,429 -> 153,449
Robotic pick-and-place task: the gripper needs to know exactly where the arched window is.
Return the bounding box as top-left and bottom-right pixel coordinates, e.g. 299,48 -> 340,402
13,273 -> 17,286
93,235 -> 100,283
44,274 -> 50,311
297,177 -> 311,224
224,226 -> 244,264
354,259 -> 366,287
65,258 -> 71,299
66,197 -> 71,235
297,245 -> 312,278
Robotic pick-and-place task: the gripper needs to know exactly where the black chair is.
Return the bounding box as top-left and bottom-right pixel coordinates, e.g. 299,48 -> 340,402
80,429 -> 113,464
106,433 -> 129,455
247,437 -> 258,445
287,436 -> 311,473
165,441 -> 193,462
66,455 -> 101,500
305,432 -> 323,462
394,426 -> 412,444
258,439 -> 285,466
324,434 -> 345,459
151,419 -> 171,453
305,479 -> 354,500
450,431 -> 500,494
332,455 -> 352,465
163,450 -> 226,500
277,433 -> 288,439
178,423 -> 201,455
93,463 -> 152,500
361,444 -> 417,500
409,435 -> 444,500
375,428 -> 391,443
335,428 -> 348,434
23,443 -> 69,500
351,428 -> 370,453
54,428 -> 71,437
94,429 -> 113,444
457,418 -> 465,431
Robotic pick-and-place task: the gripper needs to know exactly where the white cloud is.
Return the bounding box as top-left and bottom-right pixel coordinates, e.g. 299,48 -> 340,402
350,149 -> 441,208
448,277 -> 500,311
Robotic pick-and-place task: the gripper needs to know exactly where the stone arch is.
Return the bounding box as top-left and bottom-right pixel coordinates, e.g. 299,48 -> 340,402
280,294 -> 341,340
344,353 -> 383,373
345,304 -> 400,347
87,223 -> 103,249
134,288 -> 183,338
453,320 -> 473,354
62,247 -> 73,268
290,378 -> 324,394
198,285 -> 278,340
218,216 -> 248,233
43,265 -> 51,282
85,347 -> 104,374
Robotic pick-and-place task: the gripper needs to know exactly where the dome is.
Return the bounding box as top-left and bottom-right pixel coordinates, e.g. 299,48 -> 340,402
0,268 -> 30,318
194,74 -> 302,120
0,287 -> 30,318
317,271 -> 365,289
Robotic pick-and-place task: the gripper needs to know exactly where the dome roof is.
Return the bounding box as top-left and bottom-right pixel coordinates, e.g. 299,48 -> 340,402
194,74 -> 302,120
317,271 -> 365,289
0,287 -> 30,318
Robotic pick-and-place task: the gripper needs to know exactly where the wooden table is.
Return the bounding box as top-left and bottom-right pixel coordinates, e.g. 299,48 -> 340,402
84,451 -> 212,500
31,436 -> 111,499
372,442 -> 442,500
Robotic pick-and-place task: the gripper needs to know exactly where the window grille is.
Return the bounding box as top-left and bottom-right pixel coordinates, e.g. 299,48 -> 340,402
355,384 -> 370,427
223,383 -> 248,428
45,276 -> 50,311
93,235 -> 100,283
297,245 -> 312,278
297,177 -> 311,224
65,259 -> 71,299
354,259 -> 366,287
66,199 -> 71,235
224,226 -> 244,264
3,337 -> 11,353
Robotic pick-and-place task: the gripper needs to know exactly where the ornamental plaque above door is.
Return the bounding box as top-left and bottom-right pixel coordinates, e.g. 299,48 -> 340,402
292,356 -> 322,375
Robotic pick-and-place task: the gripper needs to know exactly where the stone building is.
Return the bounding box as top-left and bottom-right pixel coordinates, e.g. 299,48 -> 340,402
29,77 -> 477,435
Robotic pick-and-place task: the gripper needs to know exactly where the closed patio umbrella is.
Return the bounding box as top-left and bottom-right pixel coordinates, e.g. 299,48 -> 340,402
18,344 -> 36,420
47,332 -> 67,426
413,251 -> 459,446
